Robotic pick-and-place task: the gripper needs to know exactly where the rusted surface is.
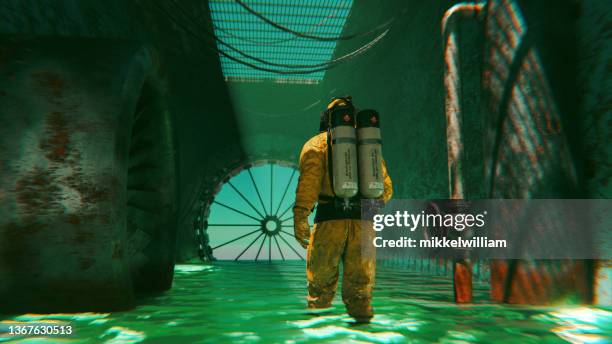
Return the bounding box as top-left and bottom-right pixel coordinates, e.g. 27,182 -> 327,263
453,259 -> 473,303
39,111 -> 71,163
479,0 -> 593,305
64,172 -> 117,207
491,260 -> 591,304
13,111 -> 117,221
0,37 -> 149,312
32,71 -> 66,99
14,167 -> 62,215
490,260 -> 508,302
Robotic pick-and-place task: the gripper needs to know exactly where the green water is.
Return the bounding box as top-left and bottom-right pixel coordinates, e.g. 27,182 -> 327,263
2,262 -> 611,343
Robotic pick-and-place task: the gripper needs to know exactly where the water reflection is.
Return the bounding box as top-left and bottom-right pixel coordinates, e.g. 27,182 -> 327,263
1,262 -> 610,343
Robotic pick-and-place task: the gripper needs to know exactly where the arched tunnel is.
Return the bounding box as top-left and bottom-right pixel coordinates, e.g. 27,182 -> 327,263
0,0 -> 610,342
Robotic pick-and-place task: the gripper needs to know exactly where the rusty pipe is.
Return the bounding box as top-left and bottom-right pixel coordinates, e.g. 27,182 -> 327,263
442,2 -> 486,304
443,2 -> 485,200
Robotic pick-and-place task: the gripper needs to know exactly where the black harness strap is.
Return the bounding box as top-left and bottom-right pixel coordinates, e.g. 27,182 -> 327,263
314,195 -> 362,223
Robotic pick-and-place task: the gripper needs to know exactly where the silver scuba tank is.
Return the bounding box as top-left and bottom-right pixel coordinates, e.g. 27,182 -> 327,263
356,109 -> 384,199
328,101 -> 359,200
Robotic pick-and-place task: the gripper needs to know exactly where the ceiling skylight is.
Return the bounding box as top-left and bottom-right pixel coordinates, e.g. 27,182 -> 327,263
209,0 -> 354,84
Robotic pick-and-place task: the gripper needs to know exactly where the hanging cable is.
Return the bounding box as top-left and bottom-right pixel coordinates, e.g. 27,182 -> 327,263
210,1 -> 346,46
151,1 -> 324,74
234,0 -> 394,41
212,24 -> 294,46
169,0 -> 390,70
151,0 -> 389,74
235,99 -> 323,118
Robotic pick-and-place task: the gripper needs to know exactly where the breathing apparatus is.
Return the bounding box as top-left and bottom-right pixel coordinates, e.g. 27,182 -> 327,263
356,109 -> 384,199
322,96 -> 385,211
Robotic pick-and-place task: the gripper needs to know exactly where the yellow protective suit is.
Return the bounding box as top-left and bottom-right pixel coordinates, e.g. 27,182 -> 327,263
293,131 -> 393,321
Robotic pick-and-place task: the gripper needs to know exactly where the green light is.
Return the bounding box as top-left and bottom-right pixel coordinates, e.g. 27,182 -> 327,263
209,0 -> 354,83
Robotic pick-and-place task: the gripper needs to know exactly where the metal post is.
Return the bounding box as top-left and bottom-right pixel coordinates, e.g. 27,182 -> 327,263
442,2 -> 485,303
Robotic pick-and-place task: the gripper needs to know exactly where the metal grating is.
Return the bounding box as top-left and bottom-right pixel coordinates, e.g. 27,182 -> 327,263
209,0 -> 354,84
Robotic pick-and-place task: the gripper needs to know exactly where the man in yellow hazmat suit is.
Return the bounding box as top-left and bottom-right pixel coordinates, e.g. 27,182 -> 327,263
293,97 -> 393,323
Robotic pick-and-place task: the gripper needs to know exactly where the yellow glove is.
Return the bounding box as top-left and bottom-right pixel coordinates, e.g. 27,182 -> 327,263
293,206 -> 311,249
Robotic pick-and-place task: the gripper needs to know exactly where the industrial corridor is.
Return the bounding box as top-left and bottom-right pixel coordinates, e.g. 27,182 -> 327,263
0,0 -> 610,343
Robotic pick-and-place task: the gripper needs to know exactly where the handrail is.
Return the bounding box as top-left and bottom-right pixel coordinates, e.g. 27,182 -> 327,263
442,2 -> 486,304
442,2 -> 485,200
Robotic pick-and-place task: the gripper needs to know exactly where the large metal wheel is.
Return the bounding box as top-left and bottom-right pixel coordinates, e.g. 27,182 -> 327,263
207,162 -> 313,261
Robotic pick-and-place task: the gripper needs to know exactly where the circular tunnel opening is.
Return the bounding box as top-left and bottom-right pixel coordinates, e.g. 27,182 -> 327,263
207,162 -> 314,261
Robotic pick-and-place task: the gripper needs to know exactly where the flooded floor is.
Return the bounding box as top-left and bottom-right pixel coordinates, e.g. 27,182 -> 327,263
1,261 -> 611,343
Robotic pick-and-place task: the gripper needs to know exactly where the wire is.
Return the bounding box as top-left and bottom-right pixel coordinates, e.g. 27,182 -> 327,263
234,0 -> 394,41
213,24 -> 295,45
210,1 -> 345,46
152,1 -> 322,74
169,0 -> 389,70
235,99 -> 322,118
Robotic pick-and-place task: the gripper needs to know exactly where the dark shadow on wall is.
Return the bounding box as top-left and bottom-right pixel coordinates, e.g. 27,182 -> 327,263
125,0 -> 248,261
517,0 -> 584,197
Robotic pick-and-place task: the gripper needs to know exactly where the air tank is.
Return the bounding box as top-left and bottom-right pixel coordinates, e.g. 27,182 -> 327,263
328,103 -> 359,199
356,109 -> 384,199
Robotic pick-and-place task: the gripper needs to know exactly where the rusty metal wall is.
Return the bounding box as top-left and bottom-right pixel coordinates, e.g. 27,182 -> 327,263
0,0 -> 247,265
0,37 -> 154,312
481,0 -> 594,305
